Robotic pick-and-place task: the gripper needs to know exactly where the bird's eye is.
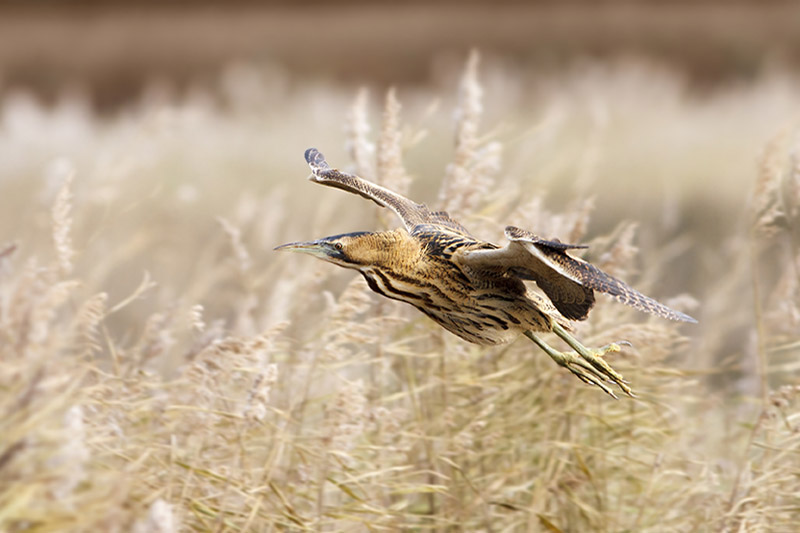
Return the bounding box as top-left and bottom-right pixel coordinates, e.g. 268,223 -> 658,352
334,242 -> 343,251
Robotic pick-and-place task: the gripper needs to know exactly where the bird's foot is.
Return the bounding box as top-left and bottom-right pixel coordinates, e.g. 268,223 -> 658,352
525,328 -> 635,399
580,341 -> 634,398
548,345 -> 633,399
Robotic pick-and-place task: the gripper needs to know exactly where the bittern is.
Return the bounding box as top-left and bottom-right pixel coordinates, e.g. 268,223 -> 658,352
276,148 -> 696,398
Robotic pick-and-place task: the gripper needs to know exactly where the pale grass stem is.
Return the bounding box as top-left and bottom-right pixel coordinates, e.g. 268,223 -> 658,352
217,216 -> 252,274
440,49 -> 484,213
47,405 -> 89,500
189,303 -> 206,333
377,87 -> 411,196
346,87 -> 376,179
72,292 -> 108,355
51,162 -> 76,278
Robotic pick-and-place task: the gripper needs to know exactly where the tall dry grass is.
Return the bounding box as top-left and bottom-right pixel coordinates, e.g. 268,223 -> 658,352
1,55 -> 800,531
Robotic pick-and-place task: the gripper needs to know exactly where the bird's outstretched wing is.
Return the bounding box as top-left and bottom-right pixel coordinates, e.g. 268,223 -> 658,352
304,148 -> 473,237
457,225 -> 697,323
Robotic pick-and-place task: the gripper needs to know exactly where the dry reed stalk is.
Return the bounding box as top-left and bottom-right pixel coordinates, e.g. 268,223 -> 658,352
72,292 -> 108,355
51,162 -> 76,278
752,129 -> 790,239
217,216 -> 252,274
789,142 -> 800,229
27,279 -> 80,347
749,131 -> 792,404
319,276 -> 375,362
377,87 -> 411,196
136,311 -> 175,366
439,50 -> 500,215
566,196 -> 596,244
597,221 -> 640,279
188,303 -> 205,333
346,88 -> 376,179
47,405 -> 89,500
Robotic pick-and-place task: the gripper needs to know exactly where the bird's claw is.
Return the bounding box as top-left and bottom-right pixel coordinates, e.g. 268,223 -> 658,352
552,342 -> 634,399
562,357 -> 620,399
525,328 -> 635,399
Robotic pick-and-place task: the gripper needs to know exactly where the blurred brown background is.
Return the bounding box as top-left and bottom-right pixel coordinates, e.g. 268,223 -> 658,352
2,0 -> 800,110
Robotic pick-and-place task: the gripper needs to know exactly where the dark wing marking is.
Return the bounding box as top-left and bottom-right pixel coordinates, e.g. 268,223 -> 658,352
304,148 -> 473,237
504,226 -> 589,251
457,225 -> 697,323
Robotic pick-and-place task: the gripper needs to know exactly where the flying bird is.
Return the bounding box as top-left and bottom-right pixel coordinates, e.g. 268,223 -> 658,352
276,148 -> 696,398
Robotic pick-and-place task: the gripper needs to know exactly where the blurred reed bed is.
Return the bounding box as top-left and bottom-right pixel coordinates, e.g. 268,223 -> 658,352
1,55 -> 800,531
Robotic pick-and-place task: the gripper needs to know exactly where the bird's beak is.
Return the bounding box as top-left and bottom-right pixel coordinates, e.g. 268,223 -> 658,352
273,240 -> 330,259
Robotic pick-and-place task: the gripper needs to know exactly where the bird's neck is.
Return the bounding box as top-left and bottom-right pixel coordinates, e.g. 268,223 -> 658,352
353,229 -> 421,270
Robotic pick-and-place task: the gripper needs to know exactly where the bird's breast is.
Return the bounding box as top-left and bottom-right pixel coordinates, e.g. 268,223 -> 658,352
359,256 -> 548,345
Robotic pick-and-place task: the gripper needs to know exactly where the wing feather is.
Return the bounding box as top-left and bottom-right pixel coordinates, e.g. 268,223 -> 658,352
304,148 -> 473,237
457,225 -> 697,323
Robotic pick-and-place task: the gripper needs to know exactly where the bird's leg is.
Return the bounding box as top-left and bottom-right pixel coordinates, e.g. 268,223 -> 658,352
523,325 -> 634,399
550,322 -> 634,398
523,331 -> 622,398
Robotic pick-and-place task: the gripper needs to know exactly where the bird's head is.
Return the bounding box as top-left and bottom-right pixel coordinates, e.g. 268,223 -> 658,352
274,231 -> 377,269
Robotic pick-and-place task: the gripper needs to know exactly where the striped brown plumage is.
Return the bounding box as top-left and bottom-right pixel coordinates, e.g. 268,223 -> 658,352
275,148 -> 697,398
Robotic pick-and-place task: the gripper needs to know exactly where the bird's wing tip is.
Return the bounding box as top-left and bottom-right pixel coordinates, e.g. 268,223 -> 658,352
670,310 -> 698,324
304,147 -> 319,163
304,147 -> 330,171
